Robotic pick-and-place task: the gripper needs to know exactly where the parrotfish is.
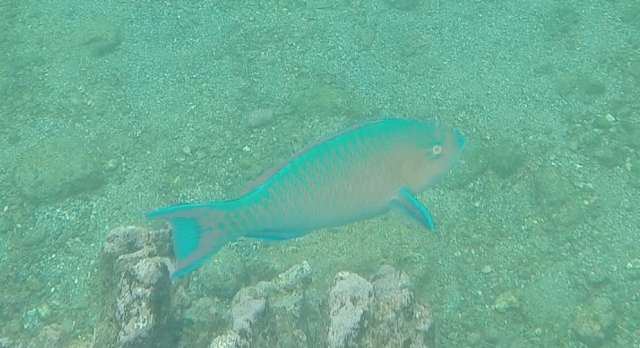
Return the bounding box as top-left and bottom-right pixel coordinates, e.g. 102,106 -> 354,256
148,118 -> 465,280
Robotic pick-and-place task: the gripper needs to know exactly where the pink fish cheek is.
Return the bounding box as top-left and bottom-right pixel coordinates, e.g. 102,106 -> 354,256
413,153 -> 456,188
420,162 -> 440,181
400,153 -> 429,185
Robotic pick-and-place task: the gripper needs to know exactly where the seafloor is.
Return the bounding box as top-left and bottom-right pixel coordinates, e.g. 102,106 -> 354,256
1,0 -> 640,347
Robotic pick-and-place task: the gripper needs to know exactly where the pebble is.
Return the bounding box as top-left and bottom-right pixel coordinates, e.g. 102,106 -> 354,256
626,259 -> 640,269
604,114 -> 615,123
246,108 -> 275,129
481,265 -> 493,274
493,291 -> 520,313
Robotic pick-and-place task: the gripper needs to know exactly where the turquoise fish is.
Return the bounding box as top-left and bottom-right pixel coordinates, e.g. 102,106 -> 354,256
148,118 -> 465,280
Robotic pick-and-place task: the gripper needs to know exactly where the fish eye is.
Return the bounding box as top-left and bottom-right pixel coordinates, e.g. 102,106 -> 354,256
432,145 -> 442,155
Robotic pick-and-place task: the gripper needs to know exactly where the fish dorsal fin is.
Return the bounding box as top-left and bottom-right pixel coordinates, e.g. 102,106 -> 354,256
241,119 -> 387,195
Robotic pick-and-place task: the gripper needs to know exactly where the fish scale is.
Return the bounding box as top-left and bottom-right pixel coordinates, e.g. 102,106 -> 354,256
147,118 -> 465,280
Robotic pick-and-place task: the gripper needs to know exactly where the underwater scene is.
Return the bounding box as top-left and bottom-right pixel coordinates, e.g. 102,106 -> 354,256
1,0 -> 640,347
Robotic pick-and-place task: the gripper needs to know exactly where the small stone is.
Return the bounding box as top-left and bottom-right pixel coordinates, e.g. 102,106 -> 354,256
626,258 -> 640,269
481,265 -> 493,274
246,108 -> 275,129
493,291 -> 520,313
37,303 -> 51,319
604,114 -> 615,123
593,114 -> 616,129
105,158 -> 119,171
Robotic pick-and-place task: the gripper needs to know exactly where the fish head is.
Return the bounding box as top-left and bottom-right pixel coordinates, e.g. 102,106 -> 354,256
401,124 -> 466,191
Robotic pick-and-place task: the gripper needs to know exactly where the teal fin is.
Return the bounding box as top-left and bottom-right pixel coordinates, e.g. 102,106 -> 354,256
247,229 -> 309,241
147,203 -> 231,280
392,187 -> 436,231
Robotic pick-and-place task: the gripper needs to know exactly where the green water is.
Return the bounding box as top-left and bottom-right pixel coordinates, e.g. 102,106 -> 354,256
1,0 -> 639,347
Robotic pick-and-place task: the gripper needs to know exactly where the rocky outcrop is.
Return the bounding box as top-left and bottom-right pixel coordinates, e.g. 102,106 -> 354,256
325,265 -> 434,348
0,226 -> 435,348
100,226 -> 188,348
207,262 -> 434,348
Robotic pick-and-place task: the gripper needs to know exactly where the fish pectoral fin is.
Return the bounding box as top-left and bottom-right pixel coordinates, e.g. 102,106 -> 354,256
248,229 -> 309,241
392,187 -> 436,231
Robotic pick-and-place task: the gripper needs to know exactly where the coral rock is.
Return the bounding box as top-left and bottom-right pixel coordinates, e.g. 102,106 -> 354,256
100,226 -> 183,348
209,330 -> 248,348
115,256 -> 172,348
210,262 -> 315,348
325,265 -> 434,348
326,272 -> 374,348
230,289 -> 266,336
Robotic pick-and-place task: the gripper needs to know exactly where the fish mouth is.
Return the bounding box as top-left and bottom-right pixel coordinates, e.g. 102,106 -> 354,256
441,128 -> 466,168
452,129 -> 466,150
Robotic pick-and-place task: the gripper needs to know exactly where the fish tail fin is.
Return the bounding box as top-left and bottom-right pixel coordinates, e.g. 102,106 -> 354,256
146,202 -> 237,280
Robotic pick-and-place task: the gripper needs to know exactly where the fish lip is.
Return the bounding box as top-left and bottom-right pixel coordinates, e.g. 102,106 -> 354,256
453,129 -> 466,149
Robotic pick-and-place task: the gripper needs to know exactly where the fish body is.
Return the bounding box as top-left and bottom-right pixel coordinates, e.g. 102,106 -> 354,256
148,118 -> 465,280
